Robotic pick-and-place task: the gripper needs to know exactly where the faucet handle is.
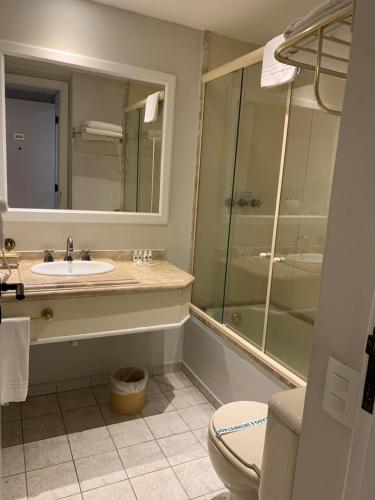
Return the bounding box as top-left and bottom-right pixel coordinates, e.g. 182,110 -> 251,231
43,249 -> 55,262
81,249 -> 91,261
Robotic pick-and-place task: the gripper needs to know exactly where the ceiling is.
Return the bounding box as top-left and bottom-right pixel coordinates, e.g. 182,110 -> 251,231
93,0 -> 323,44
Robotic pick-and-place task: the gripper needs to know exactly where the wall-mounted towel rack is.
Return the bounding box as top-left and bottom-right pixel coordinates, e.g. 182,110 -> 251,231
275,4 -> 353,116
1,308 -> 54,324
72,128 -> 123,158
0,281 -> 25,324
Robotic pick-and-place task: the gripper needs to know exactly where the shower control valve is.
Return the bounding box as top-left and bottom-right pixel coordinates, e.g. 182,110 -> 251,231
43,249 -> 55,262
81,249 -> 91,261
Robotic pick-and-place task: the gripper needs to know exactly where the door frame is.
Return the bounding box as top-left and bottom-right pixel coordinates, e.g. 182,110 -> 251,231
5,73 -> 69,209
292,0 -> 375,498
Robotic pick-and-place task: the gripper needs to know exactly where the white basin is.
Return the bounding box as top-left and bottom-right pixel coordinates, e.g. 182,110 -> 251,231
286,253 -> 323,265
31,261 -> 114,276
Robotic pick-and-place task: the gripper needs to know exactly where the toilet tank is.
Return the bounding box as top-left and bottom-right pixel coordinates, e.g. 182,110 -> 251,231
259,387 -> 306,500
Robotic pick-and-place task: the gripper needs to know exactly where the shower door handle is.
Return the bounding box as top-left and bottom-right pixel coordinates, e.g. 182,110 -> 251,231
273,257 -> 286,263
259,252 -> 271,258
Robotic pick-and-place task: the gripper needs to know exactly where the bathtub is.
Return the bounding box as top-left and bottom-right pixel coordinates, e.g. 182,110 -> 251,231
206,304 -> 314,379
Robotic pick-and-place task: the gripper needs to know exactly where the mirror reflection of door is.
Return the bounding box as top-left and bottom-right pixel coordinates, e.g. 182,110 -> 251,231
6,94 -> 58,209
3,55 -> 165,214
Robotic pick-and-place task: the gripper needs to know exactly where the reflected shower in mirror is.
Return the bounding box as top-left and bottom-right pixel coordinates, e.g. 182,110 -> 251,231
4,55 -> 164,213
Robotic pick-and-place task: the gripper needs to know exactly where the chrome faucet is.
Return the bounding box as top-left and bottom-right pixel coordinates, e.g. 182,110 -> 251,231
64,236 -> 74,261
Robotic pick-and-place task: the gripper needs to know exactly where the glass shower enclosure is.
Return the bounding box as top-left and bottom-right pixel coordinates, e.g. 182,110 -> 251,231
192,62 -> 341,380
123,106 -> 163,212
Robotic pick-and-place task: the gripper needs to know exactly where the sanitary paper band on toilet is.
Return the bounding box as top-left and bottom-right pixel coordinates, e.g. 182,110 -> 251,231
216,416 -> 267,437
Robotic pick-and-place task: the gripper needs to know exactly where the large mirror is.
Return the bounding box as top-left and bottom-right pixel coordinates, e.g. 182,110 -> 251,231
0,45 -> 175,221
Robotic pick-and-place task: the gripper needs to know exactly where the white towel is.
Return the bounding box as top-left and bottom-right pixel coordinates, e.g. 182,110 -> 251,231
284,0 -> 352,40
82,121 -> 123,134
80,127 -> 123,139
261,34 -> 298,88
0,318 -> 30,404
144,91 -> 161,124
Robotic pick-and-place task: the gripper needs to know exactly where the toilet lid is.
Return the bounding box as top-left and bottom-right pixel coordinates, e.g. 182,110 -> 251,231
211,401 -> 268,476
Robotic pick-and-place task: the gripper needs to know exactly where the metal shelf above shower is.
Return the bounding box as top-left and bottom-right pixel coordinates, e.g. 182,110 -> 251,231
275,3 -> 353,116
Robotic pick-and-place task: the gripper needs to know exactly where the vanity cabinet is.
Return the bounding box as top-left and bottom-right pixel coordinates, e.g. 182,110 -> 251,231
2,258 -> 193,344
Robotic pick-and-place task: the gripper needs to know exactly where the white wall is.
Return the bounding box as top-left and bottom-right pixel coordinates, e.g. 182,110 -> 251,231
30,328 -> 183,383
0,0 -> 203,270
71,72 -> 125,211
183,317 -> 287,404
292,1 -> 375,499
206,32 -> 256,71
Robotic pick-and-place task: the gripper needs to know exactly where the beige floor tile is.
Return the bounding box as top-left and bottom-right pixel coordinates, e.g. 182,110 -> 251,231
2,445 -> 25,477
178,404 -> 214,431
92,385 -> 111,405
75,450 -> 127,491
21,393 -> 60,419
24,435 -> 72,471
58,388 -> 96,411
195,490 -> 229,499
118,440 -> 169,478
1,421 -> 22,448
141,392 -> 175,417
130,467 -> 188,500
22,412 -> 65,443
27,461 -> 80,499
108,418 -> 154,449
165,387 -> 206,410
63,405 -> 105,433
99,404 -> 140,425
82,480 -> 136,500
193,427 -> 209,452
68,426 -> 115,460
145,411 -> 189,439
1,403 -> 21,423
173,457 -> 223,498
145,378 -> 162,395
2,473 -> 27,500
158,431 -> 207,466
57,377 -> 90,392
154,372 -> 192,392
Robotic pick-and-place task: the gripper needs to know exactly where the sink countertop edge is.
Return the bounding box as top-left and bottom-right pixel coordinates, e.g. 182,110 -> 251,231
2,259 -> 194,302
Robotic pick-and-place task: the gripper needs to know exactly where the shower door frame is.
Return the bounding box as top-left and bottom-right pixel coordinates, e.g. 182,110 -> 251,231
191,46 -> 305,387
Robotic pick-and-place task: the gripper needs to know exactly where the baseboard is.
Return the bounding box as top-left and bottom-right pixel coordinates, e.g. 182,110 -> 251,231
27,361 -> 183,397
182,361 -> 223,409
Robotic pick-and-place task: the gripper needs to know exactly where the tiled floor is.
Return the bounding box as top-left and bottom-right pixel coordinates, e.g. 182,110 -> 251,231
1,371 -> 228,500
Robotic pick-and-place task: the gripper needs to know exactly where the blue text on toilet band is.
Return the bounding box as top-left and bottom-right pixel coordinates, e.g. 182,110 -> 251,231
216,416 -> 268,437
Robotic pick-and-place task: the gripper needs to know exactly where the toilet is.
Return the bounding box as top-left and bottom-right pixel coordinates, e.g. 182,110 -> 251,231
208,388 -> 306,500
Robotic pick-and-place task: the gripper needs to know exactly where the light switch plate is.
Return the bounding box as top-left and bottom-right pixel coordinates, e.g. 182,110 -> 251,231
323,356 -> 361,429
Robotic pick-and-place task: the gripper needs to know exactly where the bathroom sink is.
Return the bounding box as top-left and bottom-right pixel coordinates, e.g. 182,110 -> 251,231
31,261 -> 114,276
286,253 -> 323,264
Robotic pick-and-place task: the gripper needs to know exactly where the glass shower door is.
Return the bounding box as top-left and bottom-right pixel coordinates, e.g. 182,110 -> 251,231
265,73 -> 340,378
192,69 -> 243,322
138,107 -> 162,213
223,64 -> 289,347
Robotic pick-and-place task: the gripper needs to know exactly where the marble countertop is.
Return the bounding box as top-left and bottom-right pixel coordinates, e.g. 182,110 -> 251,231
0,252 -> 194,301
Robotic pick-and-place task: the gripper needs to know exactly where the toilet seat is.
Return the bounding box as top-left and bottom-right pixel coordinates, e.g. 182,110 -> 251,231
209,401 -> 268,482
